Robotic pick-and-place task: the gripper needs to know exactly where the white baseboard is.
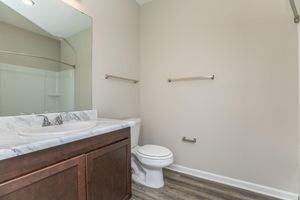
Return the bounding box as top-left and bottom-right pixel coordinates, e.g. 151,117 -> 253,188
166,164 -> 298,200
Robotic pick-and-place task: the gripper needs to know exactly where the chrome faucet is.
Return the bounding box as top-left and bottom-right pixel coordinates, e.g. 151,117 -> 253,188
53,115 -> 63,125
37,115 -> 52,127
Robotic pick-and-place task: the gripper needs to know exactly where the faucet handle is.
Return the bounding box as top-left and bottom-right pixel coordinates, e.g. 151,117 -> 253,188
53,115 -> 63,125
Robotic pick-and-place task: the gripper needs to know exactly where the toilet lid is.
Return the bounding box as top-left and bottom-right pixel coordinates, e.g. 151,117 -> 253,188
137,145 -> 171,157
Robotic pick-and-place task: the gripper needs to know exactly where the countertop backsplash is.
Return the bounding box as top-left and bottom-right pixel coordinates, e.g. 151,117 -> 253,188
0,110 -> 98,133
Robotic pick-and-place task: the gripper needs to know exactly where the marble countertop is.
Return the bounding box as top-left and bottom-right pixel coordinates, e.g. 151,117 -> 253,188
0,118 -> 133,161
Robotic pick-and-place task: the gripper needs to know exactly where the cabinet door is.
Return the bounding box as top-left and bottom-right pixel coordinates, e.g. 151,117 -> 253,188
86,139 -> 131,200
0,155 -> 86,200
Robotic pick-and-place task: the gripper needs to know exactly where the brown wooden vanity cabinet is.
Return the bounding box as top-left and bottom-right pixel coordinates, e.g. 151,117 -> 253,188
0,128 -> 131,200
0,155 -> 86,200
86,139 -> 131,200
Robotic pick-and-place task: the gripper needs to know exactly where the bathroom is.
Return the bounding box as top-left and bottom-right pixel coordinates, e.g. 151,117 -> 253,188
0,0 -> 298,199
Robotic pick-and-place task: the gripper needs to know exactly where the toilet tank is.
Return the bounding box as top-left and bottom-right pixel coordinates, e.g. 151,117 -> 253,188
125,118 -> 141,148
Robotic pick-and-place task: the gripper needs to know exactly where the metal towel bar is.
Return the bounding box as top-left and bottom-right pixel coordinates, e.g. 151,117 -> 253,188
105,74 -> 139,84
168,75 -> 215,83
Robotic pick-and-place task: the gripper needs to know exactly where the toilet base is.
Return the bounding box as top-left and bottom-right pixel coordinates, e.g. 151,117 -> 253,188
132,163 -> 165,188
132,154 -> 166,189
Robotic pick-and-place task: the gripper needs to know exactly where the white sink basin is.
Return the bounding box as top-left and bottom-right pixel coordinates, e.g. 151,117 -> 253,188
18,121 -> 98,137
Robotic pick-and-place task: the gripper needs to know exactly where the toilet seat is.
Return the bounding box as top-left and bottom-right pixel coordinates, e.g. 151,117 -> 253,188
137,145 -> 173,160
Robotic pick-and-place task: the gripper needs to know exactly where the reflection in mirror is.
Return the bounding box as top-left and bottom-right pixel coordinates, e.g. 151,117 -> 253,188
0,0 -> 92,116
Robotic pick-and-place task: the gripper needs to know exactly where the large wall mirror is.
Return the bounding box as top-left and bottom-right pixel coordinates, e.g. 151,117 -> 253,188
0,0 -> 92,116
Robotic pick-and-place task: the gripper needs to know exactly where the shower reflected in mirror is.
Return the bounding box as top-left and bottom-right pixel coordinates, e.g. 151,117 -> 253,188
0,0 -> 92,116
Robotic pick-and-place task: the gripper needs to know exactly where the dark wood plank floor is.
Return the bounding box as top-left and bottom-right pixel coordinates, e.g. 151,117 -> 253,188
131,169 -> 281,200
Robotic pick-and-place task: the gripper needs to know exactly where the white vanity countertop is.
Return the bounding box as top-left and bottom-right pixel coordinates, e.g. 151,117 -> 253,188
0,118 -> 133,161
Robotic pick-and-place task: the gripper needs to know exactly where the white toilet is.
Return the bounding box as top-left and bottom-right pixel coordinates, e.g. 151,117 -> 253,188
127,118 -> 174,189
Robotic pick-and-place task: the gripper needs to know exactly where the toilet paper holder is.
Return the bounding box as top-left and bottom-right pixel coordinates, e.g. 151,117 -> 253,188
182,137 -> 197,144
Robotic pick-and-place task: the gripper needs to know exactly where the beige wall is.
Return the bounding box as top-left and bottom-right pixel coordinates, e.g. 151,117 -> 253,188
61,28 -> 93,111
63,0 -> 299,193
0,22 -> 60,71
140,0 -> 299,193
63,0 -> 140,119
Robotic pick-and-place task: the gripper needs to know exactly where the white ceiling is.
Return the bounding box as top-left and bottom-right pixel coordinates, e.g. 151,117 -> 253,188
1,0 -> 92,38
136,0 -> 153,6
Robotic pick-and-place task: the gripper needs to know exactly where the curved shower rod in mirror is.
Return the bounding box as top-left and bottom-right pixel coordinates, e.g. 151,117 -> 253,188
0,50 -> 76,68
289,0 -> 300,23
